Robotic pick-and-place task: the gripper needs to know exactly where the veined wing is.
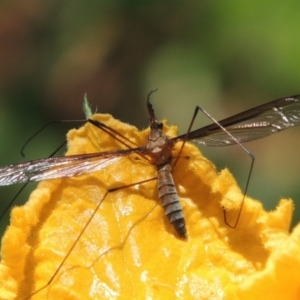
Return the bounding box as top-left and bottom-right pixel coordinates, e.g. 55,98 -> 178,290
0,148 -> 143,186
174,95 -> 300,147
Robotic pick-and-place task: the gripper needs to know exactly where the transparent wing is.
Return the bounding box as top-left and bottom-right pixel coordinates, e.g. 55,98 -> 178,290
0,148 -> 142,186
174,95 -> 300,147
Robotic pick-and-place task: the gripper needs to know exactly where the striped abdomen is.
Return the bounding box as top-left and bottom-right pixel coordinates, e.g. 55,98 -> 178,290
157,164 -> 186,238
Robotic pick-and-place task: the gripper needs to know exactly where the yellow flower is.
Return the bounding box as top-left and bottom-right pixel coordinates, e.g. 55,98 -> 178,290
0,113 -> 299,300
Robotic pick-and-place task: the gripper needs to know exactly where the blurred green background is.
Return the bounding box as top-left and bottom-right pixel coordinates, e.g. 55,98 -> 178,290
1,1 -> 300,240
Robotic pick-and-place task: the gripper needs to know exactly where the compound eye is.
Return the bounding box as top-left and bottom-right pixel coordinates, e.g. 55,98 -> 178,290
156,121 -> 163,129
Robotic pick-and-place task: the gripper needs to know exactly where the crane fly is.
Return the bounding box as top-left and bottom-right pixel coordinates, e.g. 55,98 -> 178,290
1,93 -> 300,238
1,93 -> 300,299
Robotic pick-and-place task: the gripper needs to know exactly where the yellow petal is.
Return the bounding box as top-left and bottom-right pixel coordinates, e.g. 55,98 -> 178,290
238,221 -> 300,299
0,113 -> 298,300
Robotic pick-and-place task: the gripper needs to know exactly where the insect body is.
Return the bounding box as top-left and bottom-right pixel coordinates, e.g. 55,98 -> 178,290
145,98 -> 186,237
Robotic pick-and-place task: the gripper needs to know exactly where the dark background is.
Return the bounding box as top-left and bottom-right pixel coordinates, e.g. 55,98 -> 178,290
1,1 -> 300,239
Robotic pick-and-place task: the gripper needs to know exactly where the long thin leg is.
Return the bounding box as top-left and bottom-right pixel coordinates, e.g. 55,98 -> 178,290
88,119 -> 151,162
0,140 -> 68,224
88,119 -> 140,149
21,120 -> 86,157
176,105 -> 255,228
22,176 -> 157,300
